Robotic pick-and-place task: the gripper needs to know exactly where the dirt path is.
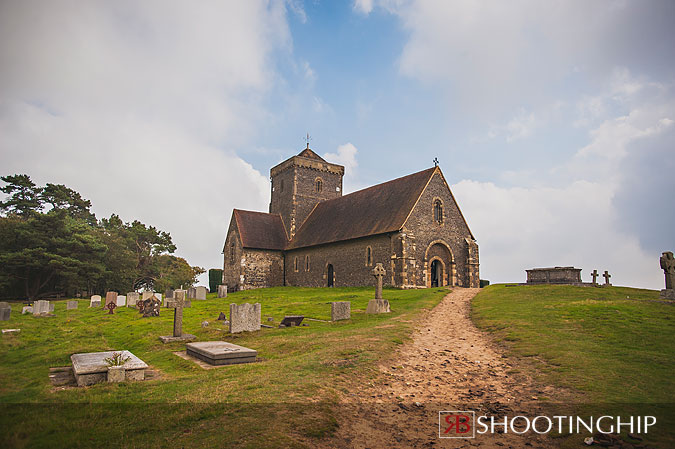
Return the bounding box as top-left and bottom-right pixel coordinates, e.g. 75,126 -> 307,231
323,288 -> 563,448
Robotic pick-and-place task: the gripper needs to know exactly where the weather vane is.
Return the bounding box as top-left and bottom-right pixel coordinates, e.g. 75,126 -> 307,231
433,157 -> 439,167
304,133 -> 312,149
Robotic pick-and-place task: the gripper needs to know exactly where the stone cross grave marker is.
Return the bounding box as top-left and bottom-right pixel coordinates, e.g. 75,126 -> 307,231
660,251 -> 675,290
106,302 -> 117,314
159,291 -> 195,343
372,263 -> 386,300
590,269 -> 599,285
603,271 -> 612,286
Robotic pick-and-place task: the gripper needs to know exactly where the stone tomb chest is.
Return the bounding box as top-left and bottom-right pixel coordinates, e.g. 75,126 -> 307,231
186,341 -> 256,366
70,351 -> 148,386
526,267 -> 582,285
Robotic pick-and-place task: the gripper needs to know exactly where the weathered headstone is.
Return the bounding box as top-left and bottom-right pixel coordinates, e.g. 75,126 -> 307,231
142,291 -> 155,301
229,303 -> 261,333
105,292 -> 118,308
159,292 -> 196,343
331,301 -> 350,321
186,341 -> 257,366
116,295 -> 126,307
33,300 -> 51,316
366,299 -> 390,314
372,263 -> 386,300
590,269 -> 599,286
22,306 -> 33,315
126,292 -> 140,308
165,289 -> 174,300
279,316 -> 304,328
660,251 -> 675,299
70,351 -> 148,386
90,295 -> 102,307
187,287 -> 197,300
67,300 -> 78,310
0,302 -> 10,321
139,296 -> 161,317
49,302 -> 55,312
217,285 -> 228,298
603,271 -> 612,286
195,286 -> 207,300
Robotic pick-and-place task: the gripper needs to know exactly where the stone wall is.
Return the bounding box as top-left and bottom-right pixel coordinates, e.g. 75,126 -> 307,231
222,221 -> 243,292
240,249 -> 284,290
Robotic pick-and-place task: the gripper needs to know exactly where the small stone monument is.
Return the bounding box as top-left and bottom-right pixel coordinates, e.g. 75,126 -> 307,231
105,292 -> 118,309
139,295 -> 161,317
32,300 -> 51,316
71,351 -> 148,386
22,306 -> 33,315
590,269 -> 599,286
602,271 -> 612,287
660,251 -> 675,299
66,300 -> 78,310
366,263 -> 390,314
116,295 -> 126,307
279,316 -> 304,328
0,302 -> 11,321
90,295 -> 102,307
159,291 -> 196,343
106,302 -> 117,314
195,286 -> 207,300
331,301 -> 350,321
126,292 -> 140,308
141,291 -> 155,301
217,285 -> 228,298
229,303 -> 261,333
165,289 -> 174,300
186,341 -> 257,366
187,287 -> 197,300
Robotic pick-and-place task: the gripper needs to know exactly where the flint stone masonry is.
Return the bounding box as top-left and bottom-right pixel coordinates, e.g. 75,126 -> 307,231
186,341 -> 257,366
331,301 -> 350,321
218,285 -> 228,298
66,301 -> 78,310
0,302 -> 10,321
366,299 -> 390,314
526,267 -> 582,285
195,286 -> 207,300
90,295 -> 101,307
126,292 -> 140,308
33,300 -> 51,316
229,303 -> 261,333
70,351 -> 148,386
116,296 -> 126,307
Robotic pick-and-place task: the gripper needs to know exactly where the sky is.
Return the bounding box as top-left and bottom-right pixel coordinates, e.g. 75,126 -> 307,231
1,0 -> 673,289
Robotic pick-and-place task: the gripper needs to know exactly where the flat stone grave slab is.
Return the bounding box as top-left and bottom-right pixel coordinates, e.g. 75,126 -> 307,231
186,341 -> 257,366
279,315 -> 304,327
159,333 -> 196,343
70,351 -> 148,386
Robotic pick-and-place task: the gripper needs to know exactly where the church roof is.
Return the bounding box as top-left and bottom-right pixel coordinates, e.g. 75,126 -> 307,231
233,209 -> 287,250
287,167 -> 437,249
297,147 -> 325,161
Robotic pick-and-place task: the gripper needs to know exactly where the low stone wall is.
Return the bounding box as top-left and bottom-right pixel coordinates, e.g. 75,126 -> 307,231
526,267 -> 582,284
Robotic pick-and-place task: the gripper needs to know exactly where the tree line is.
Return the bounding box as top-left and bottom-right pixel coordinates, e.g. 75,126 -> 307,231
0,174 -> 204,300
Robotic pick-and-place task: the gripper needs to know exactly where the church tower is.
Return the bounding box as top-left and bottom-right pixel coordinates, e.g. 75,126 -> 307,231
269,146 -> 344,239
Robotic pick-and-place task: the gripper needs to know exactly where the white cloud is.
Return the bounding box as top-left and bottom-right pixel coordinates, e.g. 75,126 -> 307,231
353,0 -> 374,15
323,143 -> 363,193
0,1 -> 291,285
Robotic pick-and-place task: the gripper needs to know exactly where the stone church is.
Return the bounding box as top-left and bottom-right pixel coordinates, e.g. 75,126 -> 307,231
222,147 -> 479,291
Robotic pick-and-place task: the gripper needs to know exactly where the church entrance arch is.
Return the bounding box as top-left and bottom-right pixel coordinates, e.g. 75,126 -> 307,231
327,264 -> 334,287
425,240 -> 454,287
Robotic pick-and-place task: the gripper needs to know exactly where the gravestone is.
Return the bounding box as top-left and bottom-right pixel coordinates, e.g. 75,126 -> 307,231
372,263 -> 386,299
195,286 -> 207,300
174,289 -> 187,300
366,299 -> 390,314
126,292 -> 140,308
186,341 -> 257,366
49,302 -> 55,312
90,295 -> 101,307
279,316 -> 304,327
165,289 -> 174,300
603,271 -> 612,286
142,291 -> 155,301
331,301 -> 350,321
229,303 -> 261,333
159,292 -> 196,343
0,302 -> 10,321
22,306 -> 33,315
105,292 -> 118,309
526,267 -> 582,284
218,285 -> 228,298
116,295 -> 126,307
33,300 -> 51,316
71,351 -> 148,386
67,300 -> 78,310
106,302 -> 117,314
660,251 -> 675,299
187,287 -> 197,300
139,296 -> 161,317
590,269 -> 599,286
217,312 -> 227,321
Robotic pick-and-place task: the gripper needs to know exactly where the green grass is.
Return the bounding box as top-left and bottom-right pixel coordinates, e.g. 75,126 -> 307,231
0,286 -> 448,448
472,284 -> 675,447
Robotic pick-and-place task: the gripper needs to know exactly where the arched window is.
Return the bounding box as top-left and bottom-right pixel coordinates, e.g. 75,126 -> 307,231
316,178 -> 323,193
365,246 -> 372,266
434,199 -> 443,224
305,255 -> 310,271
294,256 -> 299,272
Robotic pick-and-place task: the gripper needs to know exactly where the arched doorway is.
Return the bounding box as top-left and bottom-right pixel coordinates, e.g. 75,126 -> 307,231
327,264 -> 334,287
430,260 -> 441,287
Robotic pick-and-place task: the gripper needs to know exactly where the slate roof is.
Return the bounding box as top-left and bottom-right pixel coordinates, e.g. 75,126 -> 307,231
232,209 -> 287,251
287,167 -> 437,249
